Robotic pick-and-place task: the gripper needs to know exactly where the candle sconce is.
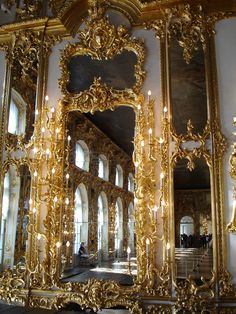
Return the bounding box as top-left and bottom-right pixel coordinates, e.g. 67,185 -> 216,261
227,118 -> 236,233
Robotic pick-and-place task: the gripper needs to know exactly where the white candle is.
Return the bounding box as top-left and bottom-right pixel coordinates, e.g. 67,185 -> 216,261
147,90 -> 151,102
67,135 -> 71,144
159,137 -> 164,150
45,148 -> 50,160
41,127 -> 46,138
127,246 -> 131,261
56,128 -> 60,140
45,95 -> 49,105
160,172 -> 164,187
166,242 -> 170,259
54,196 -> 58,205
66,241 -> 70,256
153,205 -> 158,220
146,238 -> 150,256
163,106 -> 167,118
141,140 -> 145,154
56,241 -> 61,254
148,128 -> 152,144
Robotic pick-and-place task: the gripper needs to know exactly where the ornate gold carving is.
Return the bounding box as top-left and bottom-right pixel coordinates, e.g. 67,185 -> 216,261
0,266 -> 27,305
175,272 -> 216,313
219,268 -> 235,297
171,120 -> 211,170
146,4 -> 233,63
59,1 -> 145,110
230,120 -> 236,180
16,1 -> 43,21
10,30 -> 59,88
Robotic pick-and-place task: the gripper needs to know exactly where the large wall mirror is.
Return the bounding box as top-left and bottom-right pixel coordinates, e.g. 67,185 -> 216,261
169,39 -> 214,283
53,6 -> 146,292
59,107 -> 136,286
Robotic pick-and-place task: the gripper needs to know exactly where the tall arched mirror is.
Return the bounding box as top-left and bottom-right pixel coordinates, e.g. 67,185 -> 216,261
0,164 -> 31,271
170,39 -> 214,282
60,107 -> 136,286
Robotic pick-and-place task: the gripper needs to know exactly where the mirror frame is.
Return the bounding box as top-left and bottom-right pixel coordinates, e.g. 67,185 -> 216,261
0,2 -> 235,313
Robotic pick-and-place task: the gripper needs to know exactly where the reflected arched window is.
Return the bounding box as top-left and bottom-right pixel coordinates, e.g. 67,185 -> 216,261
115,197 -> 123,256
75,140 -> 90,171
97,192 -> 108,258
8,89 -> 26,135
128,202 -> 135,254
180,216 -> 194,236
98,155 -> 109,180
0,172 -> 10,267
128,173 -> 134,192
74,184 -> 88,254
115,164 -> 123,188
0,167 -> 20,270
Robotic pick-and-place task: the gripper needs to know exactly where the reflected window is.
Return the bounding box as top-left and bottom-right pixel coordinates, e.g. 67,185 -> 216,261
98,155 -> 108,180
0,167 -> 20,270
0,173 -> 10,267
8,89 -> 26,135
97,192 -> 108,258
180,216 -> 194,235
128,173 -> 134,192
75,140 -> 90,171
128,202 -> 135,254
115,164 -> 123,188
74,184 -> 88,254
115,198 -> 123,257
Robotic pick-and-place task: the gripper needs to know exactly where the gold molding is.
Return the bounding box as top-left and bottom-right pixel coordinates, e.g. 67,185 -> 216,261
171,120 -> 212,171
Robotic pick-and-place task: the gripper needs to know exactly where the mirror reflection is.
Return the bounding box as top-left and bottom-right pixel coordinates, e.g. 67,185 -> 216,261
60,107 -> 136,285
67,51 -> 138,93
174,158 -> 213,280
0,165 -> 31,271
170,40 -> 208,135
8,57 -> 37,141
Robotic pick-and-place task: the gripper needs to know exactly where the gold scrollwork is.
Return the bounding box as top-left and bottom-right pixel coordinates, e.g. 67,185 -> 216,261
59,0 -> 145,111
146,4 -> 233,64
171,120 -> 211,171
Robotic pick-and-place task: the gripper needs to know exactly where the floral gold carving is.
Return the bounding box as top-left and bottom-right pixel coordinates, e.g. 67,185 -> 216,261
59,0 -> 145,111
171,120 -> 211,171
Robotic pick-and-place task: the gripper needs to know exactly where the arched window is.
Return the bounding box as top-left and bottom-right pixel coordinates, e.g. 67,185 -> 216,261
115,197 -> 123,257
128,173 -> 134,192
74,184 -> 88,254
180,216 -> 194,236
8,89 -> 26,135
115,164 -> 123,188
0,173 -> 10,267
0,167 -> 20,270
75,140 -> 90,171
98,155 -> 109,180
128,202 -> 135,254
97,192 -> 108,259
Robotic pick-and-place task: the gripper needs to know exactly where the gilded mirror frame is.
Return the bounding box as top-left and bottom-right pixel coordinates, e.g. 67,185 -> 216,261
20,2 -> 161,311
1,2 -> 236,313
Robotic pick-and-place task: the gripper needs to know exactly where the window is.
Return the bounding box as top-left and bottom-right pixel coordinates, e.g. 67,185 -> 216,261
8,89 -> 26,135
128,202 -> 135,253
97,192 -> 108,258
74,184 -> 88,254
98,155 -> 108,180
75,140 -> 90,171
115,197 -> 123,256
115,164 -> 123,188
0,173 -> 10,267
8,99 -> 19,135
128,173 -> 134,192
